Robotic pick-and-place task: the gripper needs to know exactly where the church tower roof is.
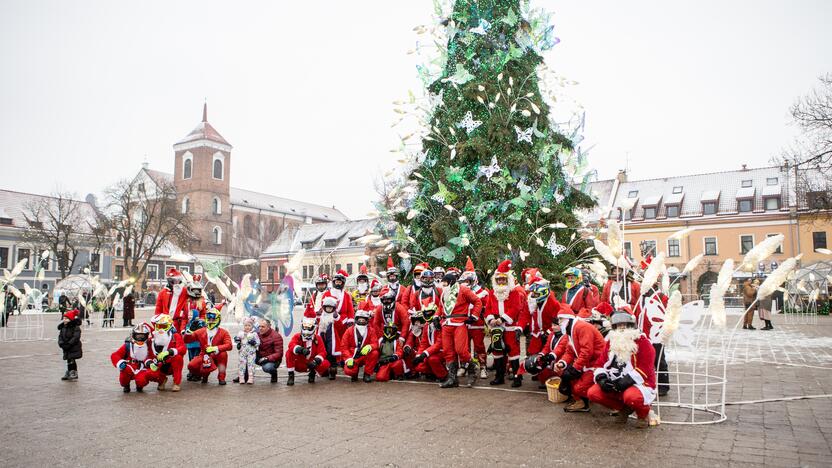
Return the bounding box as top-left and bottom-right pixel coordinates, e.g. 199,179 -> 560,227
174,102 -> 231,148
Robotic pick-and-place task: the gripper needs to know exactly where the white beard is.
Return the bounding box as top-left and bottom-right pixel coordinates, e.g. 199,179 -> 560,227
370,296 -> 380,306
319,312 -> 335,331
355,324 -> 368,337
421,286 -> 434,296
608,328 -> 641,364
152,332 -> 171,350
314,292 -> 324,312
357,283 -> 368,293
493,284 -> 510,302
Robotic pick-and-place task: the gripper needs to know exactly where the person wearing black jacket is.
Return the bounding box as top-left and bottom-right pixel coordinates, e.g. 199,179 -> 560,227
58,309 -> 83,380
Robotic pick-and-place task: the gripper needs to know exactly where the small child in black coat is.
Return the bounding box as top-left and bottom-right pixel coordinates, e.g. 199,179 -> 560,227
58,309 -> 83,380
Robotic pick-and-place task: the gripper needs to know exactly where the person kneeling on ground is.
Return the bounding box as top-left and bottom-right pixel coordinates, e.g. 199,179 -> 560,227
411,304 -> 447,382
587,310 -> 657,428
148,314 -> 186,392
184,304 -> 232,385
375,322 -> 405,382
341,308 -> 379,383
286,309 -> 330,385
254,318 -> 283,383
547,304 -> 605,413
111,323 -> 156,393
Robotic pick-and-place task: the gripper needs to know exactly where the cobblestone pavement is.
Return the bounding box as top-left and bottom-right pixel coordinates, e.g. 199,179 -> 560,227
1,311 -> 831,467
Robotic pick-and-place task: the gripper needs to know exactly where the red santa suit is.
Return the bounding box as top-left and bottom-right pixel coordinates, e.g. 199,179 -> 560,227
286,332 -> 331,376
526,293 -> 559,355
466,284 -> 489,367
634,286 -> 669,394
601,277 -> 641,311
440,283 -> 483,364
561,283 -> 600,314
413,321 -> 447,379
111,339 -> 156,390
550,306 -> 605,399
155,268 -> 188,319
484,286 -> 528,363
374,336 -> 405,382
329,286 -> 355,326
339,323 -> 379,379
305,289 -> 327,316
184,325 -> 233,382
588,331 -> 657,419
372,302 -> 410,342
148,327 -> 186,385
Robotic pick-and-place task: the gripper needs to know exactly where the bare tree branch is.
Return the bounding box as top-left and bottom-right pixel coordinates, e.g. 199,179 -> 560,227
20,190 -> 87,279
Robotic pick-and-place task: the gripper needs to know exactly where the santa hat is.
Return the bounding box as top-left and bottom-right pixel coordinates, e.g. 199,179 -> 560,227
165,267 -> 181,279
301,308 -> 317,326
446,267 -> 461,276
593,302 -> 614,317
369,278 -> 381,292
556,303 -> 576,319
521,268 -> 543,285
355,308 -> 371,320
577,308 -> 593,319
465,257 -> 475,272
358,264 -> 369,277
334,269 -> 348,280
63,309 -> 79,321
321,291 -> 338,309
413,262 -> 430,275
495,260 -> 512,275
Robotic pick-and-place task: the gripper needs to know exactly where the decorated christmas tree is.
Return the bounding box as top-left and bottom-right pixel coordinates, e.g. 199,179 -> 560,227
383,0 -> 595,283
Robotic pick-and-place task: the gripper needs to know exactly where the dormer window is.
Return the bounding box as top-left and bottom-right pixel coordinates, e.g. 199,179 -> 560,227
644,207 -> 657,219
672,186 -> 683,194
703,202 -> 717,215
766,177 -> 778,186
741,180 -> 752,188
628,190 -> 638,198
738,199 -> 753,212
324,239 -> 338,248
666,205 -> 680,218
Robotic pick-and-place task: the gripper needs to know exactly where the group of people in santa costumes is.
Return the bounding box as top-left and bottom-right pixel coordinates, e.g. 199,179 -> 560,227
107,259 -> 666,427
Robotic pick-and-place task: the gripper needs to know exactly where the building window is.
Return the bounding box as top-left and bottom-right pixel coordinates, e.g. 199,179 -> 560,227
183,156 -> 192,180
703,202 -> 717,215
623,241 -> 632,259
324,239 -> 337,248
741,180 -> 752,188
627,190 -> 638,198
266,266 -> 275,282
301,241 -> 315,249
16,248 -> 31,270
179,266 -> 190,275
813,232 -> 827,251
335,264 -> 342,273
57,250 -> 70,271
765,197 -> 780,210
114,265 -> 124,280
146,264 -> 159,280
639,240 -> 657,258
90,253 -> 101,273
244,216 -> 255,239
213,197 -> 221,215
346,263 -> 353,275
766,177 -> 778,186
704,237 -> 718,256
0,217 -> 12,225
766,234 -> 783,254
738,199 -> 753,212
672,186 -> 683,194
0,247 -> 8,269
212,153 -> 224,180
213,226 -> 222,245
740,235 -> 754,254
644,207 -> 657,219
115,246 -> 122,257
666,205 -> 680,218
668,239 -> 681,257
182,196 -> 190,214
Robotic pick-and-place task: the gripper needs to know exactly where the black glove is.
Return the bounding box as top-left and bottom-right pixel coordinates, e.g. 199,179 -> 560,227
412,353 -> 427,366
595,373 -> 616,393
540,353 -> 556,366
613,375 -> 636,392
403,345 -> 413,357
300,347 -> 311,356
248,338 -> 257,346
236,342 -> 241,350
464,316 -> 477,325
308,357 -> 319,370
562,365 -> 581,381
256,357 -> 268,366
523,325 -> 531,336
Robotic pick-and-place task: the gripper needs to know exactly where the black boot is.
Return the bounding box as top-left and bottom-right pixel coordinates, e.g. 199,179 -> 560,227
271,372 -> 278,383
201,375 -> 208,384
328,366 -> 337,380
123,385 -> 131,393
764,320 -> 774,330
286,371 -> 295,386
440,362 -> 459,388
363,372 -> 375,383
67,370 -> 78,381
61,370 -> 70,381
308,370 -> 316,384
510,360 -> 522,388
466,361 -> 479,387
490,358 -> 506,385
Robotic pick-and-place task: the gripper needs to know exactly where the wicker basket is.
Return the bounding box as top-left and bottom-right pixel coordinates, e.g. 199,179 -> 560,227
546,377 -> 568,403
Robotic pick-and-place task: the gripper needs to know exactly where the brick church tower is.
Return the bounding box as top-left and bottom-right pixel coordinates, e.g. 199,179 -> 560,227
173,103 -> 233,261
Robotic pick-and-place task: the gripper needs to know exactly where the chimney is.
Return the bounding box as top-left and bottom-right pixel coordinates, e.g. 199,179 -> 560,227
616,169 -> 628,183
741,164 -> 747,171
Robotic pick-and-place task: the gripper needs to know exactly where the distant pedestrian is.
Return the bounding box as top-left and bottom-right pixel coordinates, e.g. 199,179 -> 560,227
58,292 -> 70,313
58,309 -> 83,381
742,279 -> 758,330
758,295 -> 774,330
122,292 -> 135,327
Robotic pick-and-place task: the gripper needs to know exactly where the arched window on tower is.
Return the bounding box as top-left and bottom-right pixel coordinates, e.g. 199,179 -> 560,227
183,153 -> 193,180
213,153 -> 224,180
212,197 -> 221,215
182,196 -> 190,214
213,226 -> 222,245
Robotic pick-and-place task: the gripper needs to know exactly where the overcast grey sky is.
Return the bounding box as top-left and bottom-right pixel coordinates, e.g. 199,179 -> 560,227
1,1 -> 830,219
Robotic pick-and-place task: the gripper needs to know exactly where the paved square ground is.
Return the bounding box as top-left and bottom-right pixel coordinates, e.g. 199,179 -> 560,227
1,311 -> 831,467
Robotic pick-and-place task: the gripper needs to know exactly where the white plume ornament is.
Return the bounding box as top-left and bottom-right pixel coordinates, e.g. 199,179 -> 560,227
716,258 -> 734,295
668,227 -> 695,241
682,254 -> 704,276
661,265 -> 670,294
10,258 -> 27,278
741,234 -> 784,272
660,291 -> 683,344
757,255 -> 801,300
593,239 -> 619,266
640,252 -> 666,292
607,220 -> 623,258
237,259 -> 258,267
708,283 -> 726,328
284,249 -> 306,274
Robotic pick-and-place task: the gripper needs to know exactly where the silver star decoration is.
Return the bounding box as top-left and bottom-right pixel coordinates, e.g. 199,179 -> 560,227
457,111 -> 482,134
478,156 -> 501,180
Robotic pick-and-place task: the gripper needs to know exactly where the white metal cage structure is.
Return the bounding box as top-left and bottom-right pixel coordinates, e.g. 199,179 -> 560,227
656,300 -> 729,425
0,309 -> 46,342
